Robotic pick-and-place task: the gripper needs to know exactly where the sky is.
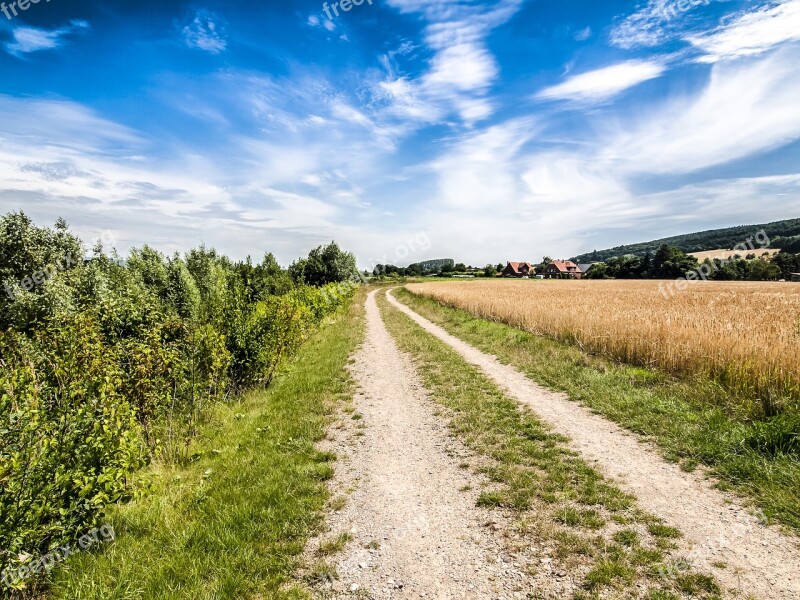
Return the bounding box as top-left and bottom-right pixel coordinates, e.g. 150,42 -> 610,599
1,0 -> 799,268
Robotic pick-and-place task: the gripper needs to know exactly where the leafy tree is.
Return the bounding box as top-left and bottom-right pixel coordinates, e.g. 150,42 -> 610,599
584,263 -> 609,279
605,255 -> 643,279
774,252 -> 800,279
406,263 -> 423,276
650,245 -> 699,278
290,242 -> 357,286
534,256 -> 553,274
0,212 -> 83,327
745,258 -> 781,281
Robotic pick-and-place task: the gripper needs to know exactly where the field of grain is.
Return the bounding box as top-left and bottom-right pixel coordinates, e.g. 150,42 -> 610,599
406,279 -> 800,414
690,248 -> 781,261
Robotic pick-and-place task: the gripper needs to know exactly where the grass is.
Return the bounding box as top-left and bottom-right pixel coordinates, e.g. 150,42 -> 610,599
46,291 -> 365,600
317,533 -> 353,557
376,289 -> 720,599
395,287 -> 800,534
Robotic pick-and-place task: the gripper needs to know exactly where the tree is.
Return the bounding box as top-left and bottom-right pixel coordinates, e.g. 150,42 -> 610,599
406,263 -> 423,276
534,256 -> 553,274
650,245 -> 698,279
584,263 -> 609,279
483,264 -> 498,277
290,242 -> 357,286
774,251 -> 800,279
745,258 -> 781,281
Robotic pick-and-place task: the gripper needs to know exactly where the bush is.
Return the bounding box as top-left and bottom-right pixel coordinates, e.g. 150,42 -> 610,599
0,318 -> 146,586
0,212 -> 357,586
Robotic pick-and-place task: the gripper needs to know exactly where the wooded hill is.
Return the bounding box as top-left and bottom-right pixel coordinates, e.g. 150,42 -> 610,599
573,218 -> 800,263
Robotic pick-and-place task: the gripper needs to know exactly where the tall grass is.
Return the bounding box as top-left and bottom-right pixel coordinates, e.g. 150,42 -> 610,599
408,280 -> 800,417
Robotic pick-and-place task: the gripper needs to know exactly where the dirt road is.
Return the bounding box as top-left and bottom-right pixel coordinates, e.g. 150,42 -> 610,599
315,290 -> 531,599
387,288 -> 800,600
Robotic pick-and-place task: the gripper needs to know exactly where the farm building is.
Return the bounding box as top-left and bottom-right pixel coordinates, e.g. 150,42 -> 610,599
501,262 -> 533,278
792,273 -> 800,282
543,260 -> 583,279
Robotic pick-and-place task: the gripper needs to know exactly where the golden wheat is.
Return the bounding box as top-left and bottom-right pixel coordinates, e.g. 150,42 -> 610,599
407,279 -> 800,409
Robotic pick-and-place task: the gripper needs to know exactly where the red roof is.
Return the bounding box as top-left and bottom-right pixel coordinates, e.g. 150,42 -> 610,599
547,260 -> 579,273
506,261 -> 532,274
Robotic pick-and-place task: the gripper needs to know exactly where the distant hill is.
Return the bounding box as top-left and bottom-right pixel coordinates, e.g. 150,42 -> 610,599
572,218 -> 800,263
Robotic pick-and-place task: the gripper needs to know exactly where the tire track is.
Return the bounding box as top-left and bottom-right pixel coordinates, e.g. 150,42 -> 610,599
315,290 -> 531,599
388,288 -> 800,600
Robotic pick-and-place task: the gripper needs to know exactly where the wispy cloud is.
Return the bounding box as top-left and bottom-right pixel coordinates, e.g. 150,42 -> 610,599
4,20 -> 89,57
574,26 -> 592,41
687,0 -> 800,62
601,48 -> 800,174
377,0 -> 525,125
536,60 -> 666,102
182,10 -> 227,54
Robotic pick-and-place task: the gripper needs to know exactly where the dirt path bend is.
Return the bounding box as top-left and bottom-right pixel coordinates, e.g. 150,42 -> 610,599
387,289 -> 800,600
316,290 -> 531,599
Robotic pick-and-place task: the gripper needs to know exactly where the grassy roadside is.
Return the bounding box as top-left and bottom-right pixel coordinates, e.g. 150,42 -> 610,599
394,287 -> 800,534
377,290 -> 721,600
46,290 -> 365,600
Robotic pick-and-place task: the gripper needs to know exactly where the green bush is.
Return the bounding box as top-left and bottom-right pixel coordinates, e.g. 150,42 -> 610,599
0,318 -> 146,588
0,212 -> 357,588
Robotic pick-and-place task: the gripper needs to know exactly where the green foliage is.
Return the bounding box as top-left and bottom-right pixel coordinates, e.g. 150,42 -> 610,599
0,318 -> 146,587
573,217 -> 800,263
289,241 -> 358,286
583,244 -> 785,281
0,212 -> 357,587
773,251 -> 800,279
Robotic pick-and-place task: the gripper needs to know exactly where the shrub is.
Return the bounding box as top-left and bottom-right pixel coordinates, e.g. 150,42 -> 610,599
0,212 -> 357,586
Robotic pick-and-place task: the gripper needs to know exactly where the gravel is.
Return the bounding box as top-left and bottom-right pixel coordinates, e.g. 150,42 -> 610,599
387,288 -> 800,600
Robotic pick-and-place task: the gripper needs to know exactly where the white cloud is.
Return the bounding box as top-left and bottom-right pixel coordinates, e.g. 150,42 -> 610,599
601,48 -> 800,174
376,0 -> 524,125
574,26 -> 592,41
536,61 -> 666,102
687,0 -> 800,62
610,0 -> 680,49
4,20 -> 89,57
182,10 -> 227,54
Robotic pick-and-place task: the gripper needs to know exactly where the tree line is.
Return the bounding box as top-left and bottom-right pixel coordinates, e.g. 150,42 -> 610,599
584,244 -> 798,281
0,212 -> 359,591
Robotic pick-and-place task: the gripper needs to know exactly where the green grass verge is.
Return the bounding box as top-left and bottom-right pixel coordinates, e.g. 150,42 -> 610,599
377,290 -> 720,599
395,287 -> 800,534
46,292 -> 365,600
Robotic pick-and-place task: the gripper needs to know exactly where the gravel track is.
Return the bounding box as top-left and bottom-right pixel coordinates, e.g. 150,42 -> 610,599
387,288 -> 800,600
314,290 -> 533,599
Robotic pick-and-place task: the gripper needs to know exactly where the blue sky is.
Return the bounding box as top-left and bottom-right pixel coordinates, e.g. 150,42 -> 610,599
1,0 -> 799,267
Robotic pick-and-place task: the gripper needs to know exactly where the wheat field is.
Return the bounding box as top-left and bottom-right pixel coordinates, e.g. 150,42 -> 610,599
406,279 -> 800,412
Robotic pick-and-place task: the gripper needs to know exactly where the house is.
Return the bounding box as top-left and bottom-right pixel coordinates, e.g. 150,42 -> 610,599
791,273 -> 800,282
543,259 -> 583,279
501,261 -> 533,278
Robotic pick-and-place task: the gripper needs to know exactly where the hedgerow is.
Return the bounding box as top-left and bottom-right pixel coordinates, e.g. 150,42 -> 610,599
0,212 -> 358,592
